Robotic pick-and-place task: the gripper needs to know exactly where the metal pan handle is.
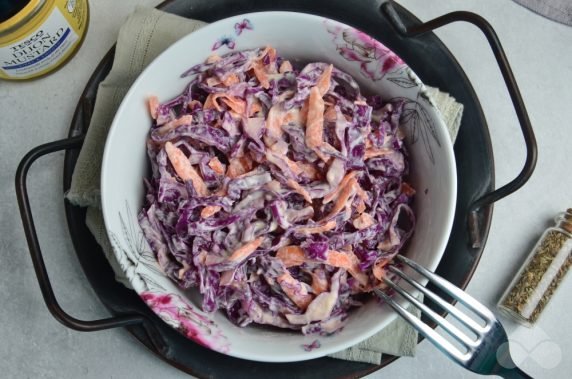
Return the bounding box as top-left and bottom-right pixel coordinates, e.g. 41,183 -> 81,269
15,136 -> 169,356
381,1 -> 537,248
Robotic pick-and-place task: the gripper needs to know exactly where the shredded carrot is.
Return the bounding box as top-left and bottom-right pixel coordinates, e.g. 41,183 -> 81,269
296,161 -> 320,180
279,60 -> 293,73
214,187 -> 227,197
356,199 -> 366,214
178,261 -> 191,280
299,99 -> 309,126
241,155 -> 255,170
148,96 -> 159,119
201,205 -> 221,219
265,180 -> 282,192
305,86 -> 325,149
353,213 -> 375,230
248,100 -> 263,117
249,46 -> 276,88
226,160 -> 245,179
258,46 -> 277,63
164,142 -> 208,196
268,140 -> 288,155
286,179 -> 313,203
310,269 -> 329,295
323,171 -> 359,204
283,108 -> 300,124
266,149 -> 303,177
277,271 -> 313,310
316,64 -> 333,96
323,178 -> 357,220
324,106 -> 337,123
372,258 -> 391,282
401,182 -> 416,196
228,237 -> 264,262
265,104 -> 285,141
219,270 -> 235,286
220,96 -> 246,115
228,110 -> 241,119
196,250 -> 207,265
276,246 -> 306,267
206,77 -> 221,87
204,93 -> 246,114
325,250 -> 353,268
364,147 -> 392,160
206,54 -> 221,63
208,156 -> 226,175
222,73 -> 239,86
326,250 -> 369,286
354,182 -> 370,215
253,65 -> 270,89
188,99 -> 202,110
203,93 -> 221,111
155,115 -> 193,135
355,183 -> 370,203
296,220 -> 337,235
365,138 -> 373,149
227,156 -> 254,178
313,148 -> 330,164
377,239 -> 394,251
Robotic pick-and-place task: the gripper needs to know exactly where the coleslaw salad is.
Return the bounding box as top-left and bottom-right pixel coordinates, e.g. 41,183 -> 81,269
138,46 -> 415,335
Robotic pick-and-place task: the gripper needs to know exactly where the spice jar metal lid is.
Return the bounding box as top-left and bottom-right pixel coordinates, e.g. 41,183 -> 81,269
557,208 -> 572,234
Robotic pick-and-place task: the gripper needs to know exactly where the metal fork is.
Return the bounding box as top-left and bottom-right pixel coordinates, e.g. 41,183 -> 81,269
374,255 -> 532,378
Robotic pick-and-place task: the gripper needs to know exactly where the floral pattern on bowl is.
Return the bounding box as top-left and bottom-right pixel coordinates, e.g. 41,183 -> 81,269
141,292 -> 230,353
212,18 -> 254,50
108,202 -> 230,353
326,21 -> 441,163
326,21 -> 405,81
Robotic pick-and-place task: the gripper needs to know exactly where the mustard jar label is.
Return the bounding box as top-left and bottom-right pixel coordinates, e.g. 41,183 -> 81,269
0,7 -> 78,78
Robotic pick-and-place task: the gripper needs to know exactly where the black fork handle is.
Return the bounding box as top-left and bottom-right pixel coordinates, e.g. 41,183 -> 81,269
15,136 -> 169,356
381,1 -> 537,248
496,365 -> 533,379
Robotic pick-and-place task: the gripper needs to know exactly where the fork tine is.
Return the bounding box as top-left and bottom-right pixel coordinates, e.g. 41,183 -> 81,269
382,277 -> 479,349
387,265 -> 485,334
396,255 -> 496,323
374,289 -> 468,364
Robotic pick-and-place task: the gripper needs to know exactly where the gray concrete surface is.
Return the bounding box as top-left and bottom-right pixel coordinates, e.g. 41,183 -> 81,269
1,0 -> 571,378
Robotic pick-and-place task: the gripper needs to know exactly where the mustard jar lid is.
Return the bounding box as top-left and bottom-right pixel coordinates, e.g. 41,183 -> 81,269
0,1 -> 30,23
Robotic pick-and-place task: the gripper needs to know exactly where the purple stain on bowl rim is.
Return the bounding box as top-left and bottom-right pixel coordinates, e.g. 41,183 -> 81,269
302,339 -> 321,352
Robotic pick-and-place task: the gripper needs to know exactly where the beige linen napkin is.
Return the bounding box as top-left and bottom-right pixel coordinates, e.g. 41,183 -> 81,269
66,7 -> 463,365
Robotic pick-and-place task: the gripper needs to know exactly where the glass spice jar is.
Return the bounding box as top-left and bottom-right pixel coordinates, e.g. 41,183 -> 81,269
498,209 -> 572,327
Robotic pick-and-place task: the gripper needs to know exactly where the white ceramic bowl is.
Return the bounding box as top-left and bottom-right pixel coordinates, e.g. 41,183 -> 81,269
101,11 -> 457,362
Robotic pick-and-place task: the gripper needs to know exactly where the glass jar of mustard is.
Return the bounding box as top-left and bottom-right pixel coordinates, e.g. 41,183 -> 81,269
0,0 -> 89,80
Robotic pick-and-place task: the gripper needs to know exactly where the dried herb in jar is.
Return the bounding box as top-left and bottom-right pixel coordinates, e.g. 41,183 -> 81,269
498,209 -> 572,327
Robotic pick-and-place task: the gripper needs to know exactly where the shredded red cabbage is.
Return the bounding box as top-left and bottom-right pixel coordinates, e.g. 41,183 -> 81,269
139,46 -> 415,334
